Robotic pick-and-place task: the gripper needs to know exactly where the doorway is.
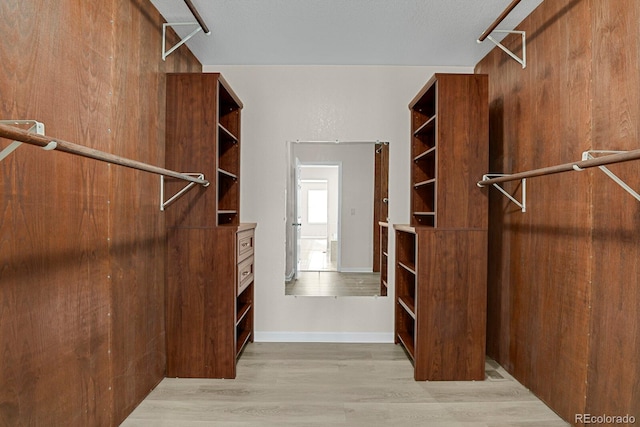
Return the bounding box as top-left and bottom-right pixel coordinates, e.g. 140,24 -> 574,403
297,164 -> 340,272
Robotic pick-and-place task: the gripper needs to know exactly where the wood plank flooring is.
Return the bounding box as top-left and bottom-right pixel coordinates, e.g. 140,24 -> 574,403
121,343 -> 568,426
286,272 -> 381,296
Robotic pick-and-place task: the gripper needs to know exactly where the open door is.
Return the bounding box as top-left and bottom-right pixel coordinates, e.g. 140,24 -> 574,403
296,164 -> 339,272
373,142 -> 389,272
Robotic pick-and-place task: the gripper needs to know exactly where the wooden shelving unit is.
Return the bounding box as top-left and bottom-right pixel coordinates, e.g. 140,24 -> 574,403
395,73 -> 488,381
165,73 -> 255,379
394,225 -> 487,381
217,82 -> 241,226
409,73 -> 489,229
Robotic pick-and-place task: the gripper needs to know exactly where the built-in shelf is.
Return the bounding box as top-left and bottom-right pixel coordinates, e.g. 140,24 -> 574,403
218,123 -> 238,143
396,330 -> 415,361
397,260 -> 416,275
414,146 -> 436,162
413,115 -> 436,136
398,74 -> 488,381
165,73 -> 253,380
414,179 -> 436,188
236,330 -> 252,357
398,296 -> 416,319
218,168 -> 238,180
236,302 -> 252,324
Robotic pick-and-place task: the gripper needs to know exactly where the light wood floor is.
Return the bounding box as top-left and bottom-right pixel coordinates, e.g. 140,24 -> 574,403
286,272 -> 381,296
121,343 -> 568,426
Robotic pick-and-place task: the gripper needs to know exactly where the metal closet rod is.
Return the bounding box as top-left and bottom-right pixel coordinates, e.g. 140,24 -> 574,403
477,0 -> 522,42
0,123 -> 209,186
183,0 -> 210,34
477,148 -> 640,187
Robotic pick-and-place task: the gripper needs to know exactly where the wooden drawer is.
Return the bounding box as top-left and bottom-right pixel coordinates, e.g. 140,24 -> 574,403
237,256 -> 254,296
237,229 -> 254,262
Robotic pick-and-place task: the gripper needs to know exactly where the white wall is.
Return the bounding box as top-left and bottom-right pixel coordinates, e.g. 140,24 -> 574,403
204,65 -> 472,342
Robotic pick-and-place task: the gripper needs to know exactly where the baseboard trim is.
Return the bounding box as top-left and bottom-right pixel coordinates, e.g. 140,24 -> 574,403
338,268 -> 374,273
254,331 -> 394,343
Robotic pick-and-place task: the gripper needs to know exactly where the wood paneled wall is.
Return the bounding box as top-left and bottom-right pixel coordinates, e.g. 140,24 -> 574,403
476,0 -> 640,424
0,0 -> 200,425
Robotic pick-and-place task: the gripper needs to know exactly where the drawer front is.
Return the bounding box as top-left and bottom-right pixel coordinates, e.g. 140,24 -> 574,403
237,229 -> 254,261
237,256 -> 254,296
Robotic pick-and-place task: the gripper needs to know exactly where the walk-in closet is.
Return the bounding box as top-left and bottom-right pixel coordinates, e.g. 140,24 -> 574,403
1,1 -> 638,426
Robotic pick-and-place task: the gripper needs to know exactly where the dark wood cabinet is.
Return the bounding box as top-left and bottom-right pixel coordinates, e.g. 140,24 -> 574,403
165,73 -> 242,228
394,225 -> 487,380
409,73 -> 489,228
165,73 -> 255,379
395,73 -> 488,381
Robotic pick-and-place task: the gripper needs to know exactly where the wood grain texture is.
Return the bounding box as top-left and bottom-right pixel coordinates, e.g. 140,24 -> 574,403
433,74 -> 489,229
0,2 -> 114,425
0,0 -> 201,425
164,73 -> 250,380
165,227 -> 236,379
477,0 -> 593,420
587,0 -> 640,420
122,343 -> 568,426
164,74 -> 220,228
415,229 -> 487,381
285,271 -> 381,297
109,0 -> 201,424
165,73 -> 243,228
476,0 -> 640,423
393,227 -> 486,381
409,73 -> 489,229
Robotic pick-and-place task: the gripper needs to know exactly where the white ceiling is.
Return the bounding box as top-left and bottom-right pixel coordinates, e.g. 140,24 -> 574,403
150,0 -> 543,67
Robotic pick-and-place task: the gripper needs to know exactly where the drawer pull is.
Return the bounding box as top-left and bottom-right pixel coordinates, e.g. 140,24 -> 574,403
242,271 -> 250,277
241,242 -> 249,247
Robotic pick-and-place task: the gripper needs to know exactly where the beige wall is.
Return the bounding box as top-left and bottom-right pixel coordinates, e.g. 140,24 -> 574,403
205,65 -> 472,341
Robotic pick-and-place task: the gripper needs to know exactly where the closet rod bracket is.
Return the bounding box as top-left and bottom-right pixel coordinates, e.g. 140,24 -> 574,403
0,120 -> 46,161
581,150 -> 640,202
162,22 -> 210,61
160,173 -> 208,211
478,30 -> 526,69
479,174 -> 527,212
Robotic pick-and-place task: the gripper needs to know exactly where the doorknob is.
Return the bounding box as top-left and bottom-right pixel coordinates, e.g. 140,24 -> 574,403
292,223 -> 302,226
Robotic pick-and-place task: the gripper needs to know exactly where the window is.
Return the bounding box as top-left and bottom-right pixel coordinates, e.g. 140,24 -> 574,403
307,189 -> 328,224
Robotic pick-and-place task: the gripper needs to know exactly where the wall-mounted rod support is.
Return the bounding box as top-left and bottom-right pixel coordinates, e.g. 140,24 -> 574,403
480,174 -> 526,212
478,0 -> 522,42
581,151 -> 640,202
162,23 -> 201,61
486,30 -> 526,68
477,148 -> 640,187
0,122 -> 209,186
183,0 -> 210,35
477,0 -> 526,68
160,173 -> 206,211
0,120 -> 45,161
161,1 -> 211,60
